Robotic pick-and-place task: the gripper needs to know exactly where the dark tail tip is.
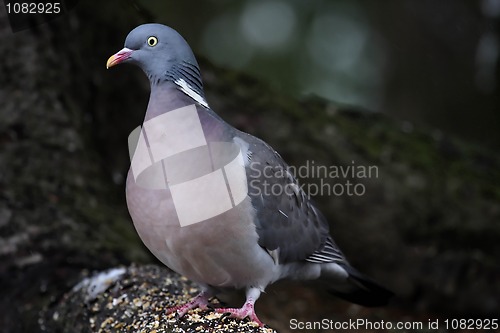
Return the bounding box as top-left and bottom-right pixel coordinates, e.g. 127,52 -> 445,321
330,265 -> 394,307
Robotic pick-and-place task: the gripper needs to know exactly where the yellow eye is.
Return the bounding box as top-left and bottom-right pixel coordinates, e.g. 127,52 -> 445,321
147,36 -> 158,47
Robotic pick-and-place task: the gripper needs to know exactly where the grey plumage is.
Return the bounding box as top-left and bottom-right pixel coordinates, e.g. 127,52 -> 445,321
241,133 -> 338,264
107,23 -> 392,326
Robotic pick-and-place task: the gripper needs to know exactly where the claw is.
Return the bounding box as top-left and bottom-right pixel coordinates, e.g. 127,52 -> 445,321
166,288 -> 265,327
215,299 -> 264,327
166,291 -> 211,317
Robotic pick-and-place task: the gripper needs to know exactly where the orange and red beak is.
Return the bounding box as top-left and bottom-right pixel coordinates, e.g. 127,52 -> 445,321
106,48 -> 133,69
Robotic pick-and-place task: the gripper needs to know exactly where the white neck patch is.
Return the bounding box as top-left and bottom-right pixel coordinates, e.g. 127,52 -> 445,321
174,78 -> 209,109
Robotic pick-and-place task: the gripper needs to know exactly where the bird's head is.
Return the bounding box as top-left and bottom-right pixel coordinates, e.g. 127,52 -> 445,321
106,23 -> 200,86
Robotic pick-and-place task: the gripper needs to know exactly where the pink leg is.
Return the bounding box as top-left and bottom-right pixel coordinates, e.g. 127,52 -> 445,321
215,287 -> 264,327
166,290 -> 212,317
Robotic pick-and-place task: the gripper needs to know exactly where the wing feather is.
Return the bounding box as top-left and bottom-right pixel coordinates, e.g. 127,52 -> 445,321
236,132 -> 347,265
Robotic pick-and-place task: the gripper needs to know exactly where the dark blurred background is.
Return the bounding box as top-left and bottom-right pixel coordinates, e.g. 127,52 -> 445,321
140,0 -> 500,149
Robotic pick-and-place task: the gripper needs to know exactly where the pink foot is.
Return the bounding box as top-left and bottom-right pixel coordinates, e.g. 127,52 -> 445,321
215,300 -> 264,327
166,291 -> 211,317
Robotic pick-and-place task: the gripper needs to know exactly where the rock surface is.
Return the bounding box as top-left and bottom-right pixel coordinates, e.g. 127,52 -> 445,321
45,265 -> 277,333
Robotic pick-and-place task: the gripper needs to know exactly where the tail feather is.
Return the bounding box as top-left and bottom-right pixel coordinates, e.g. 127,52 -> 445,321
329,264 -> 394,307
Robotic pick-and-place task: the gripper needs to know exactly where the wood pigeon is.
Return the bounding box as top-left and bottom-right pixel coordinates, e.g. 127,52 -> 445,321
107,23 -> 393,327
